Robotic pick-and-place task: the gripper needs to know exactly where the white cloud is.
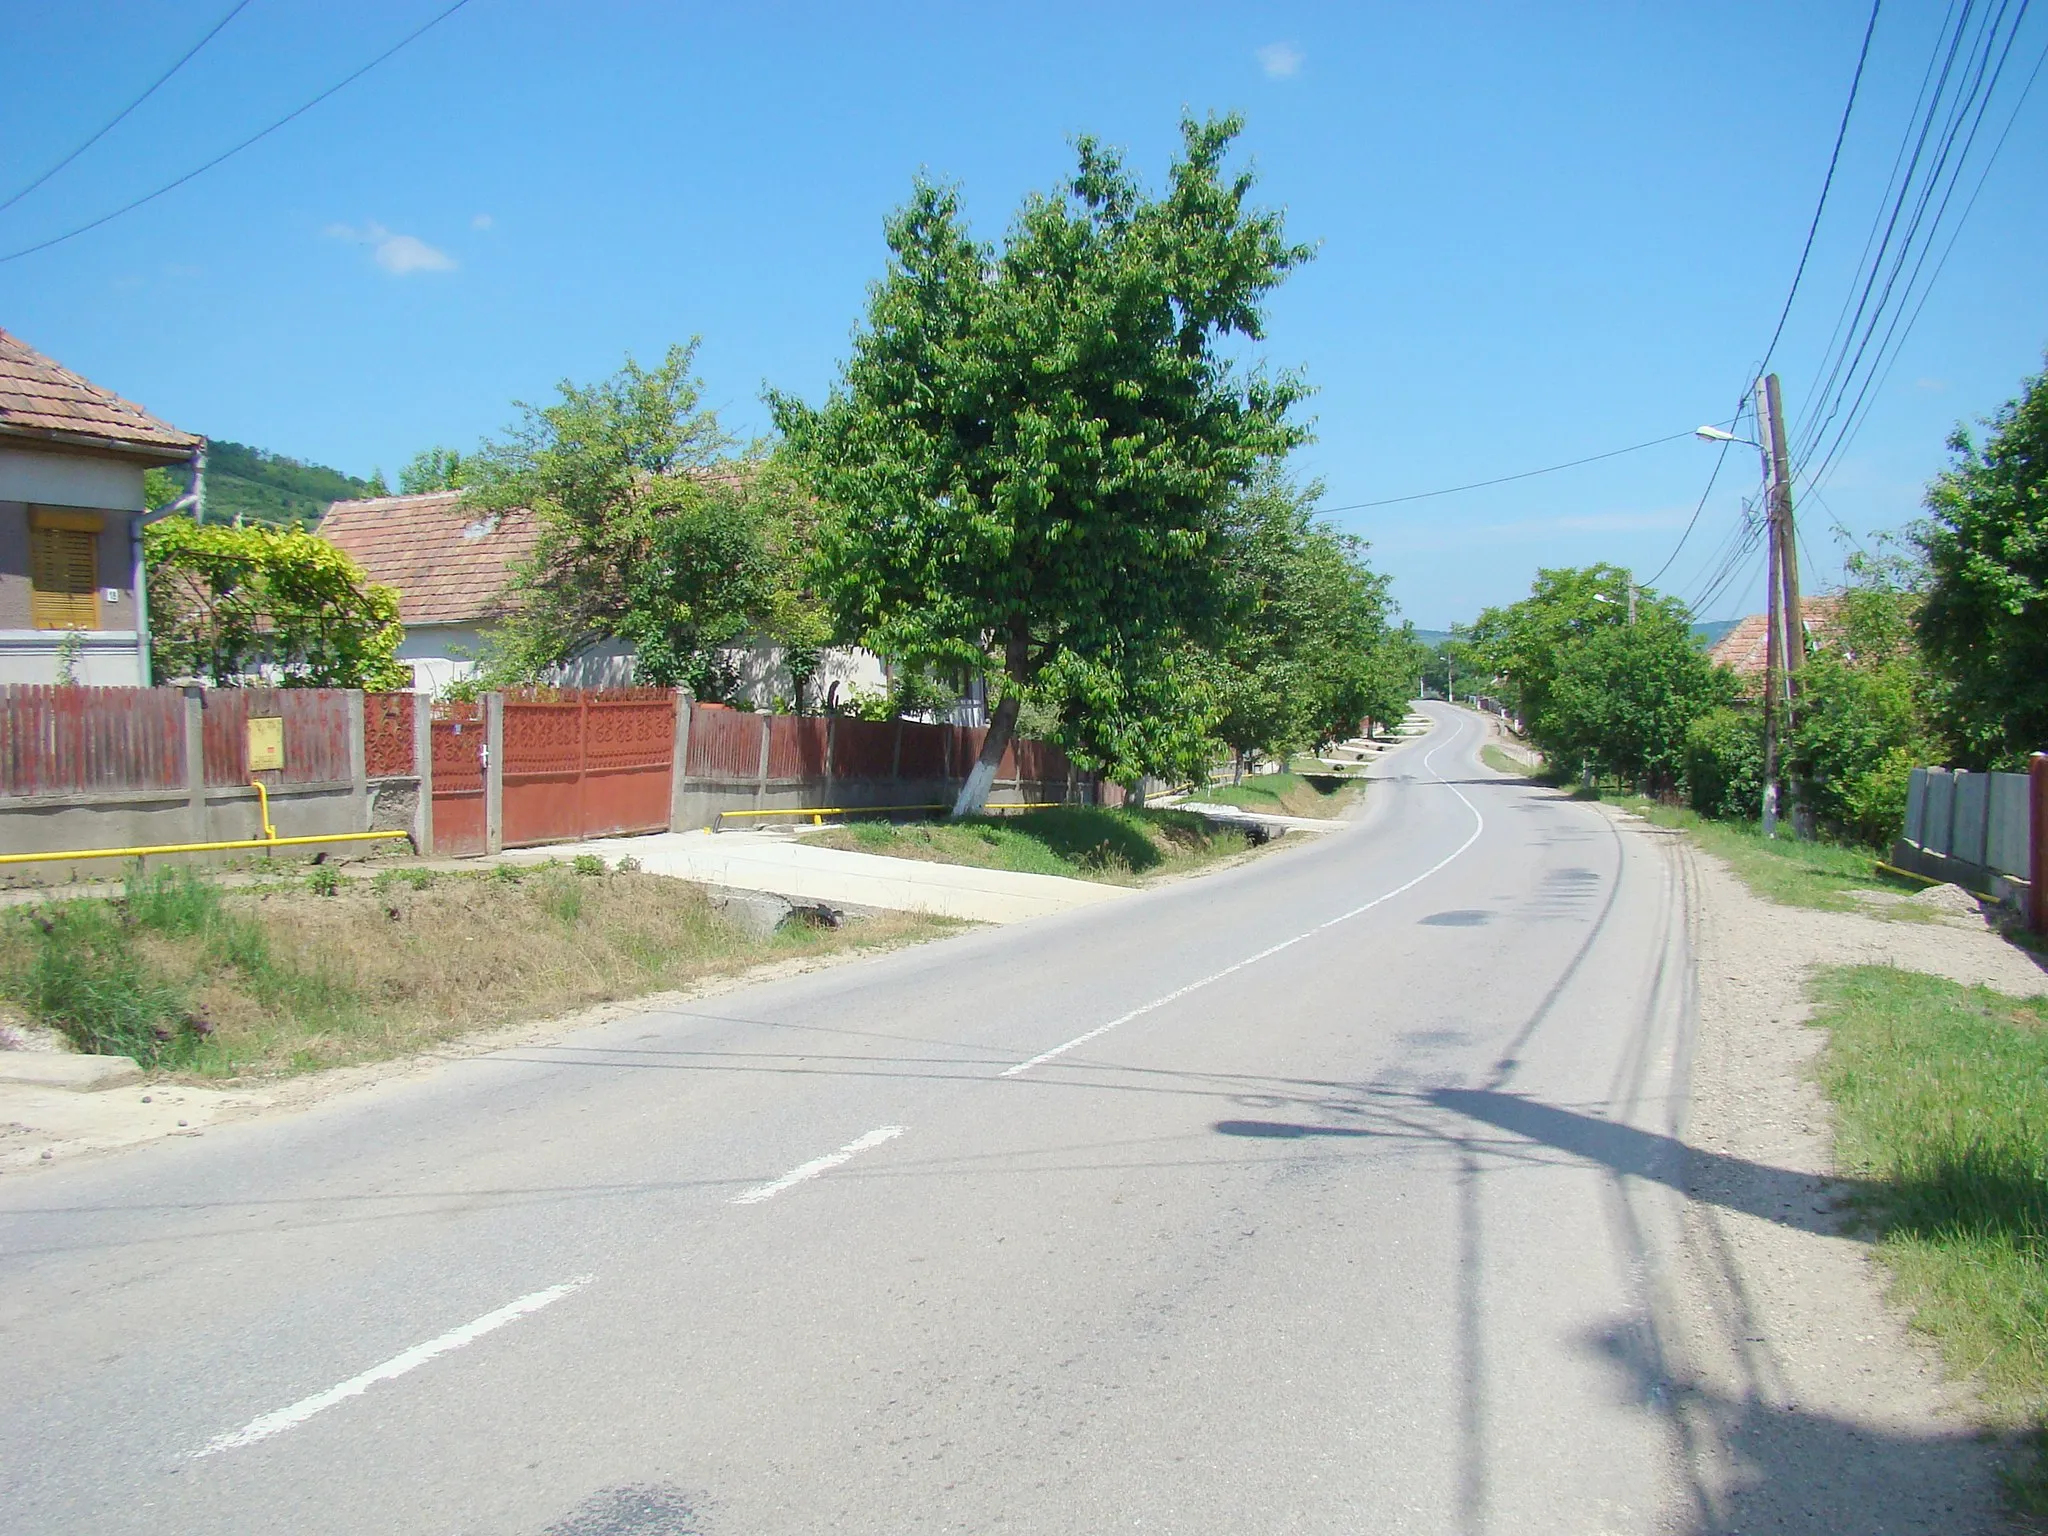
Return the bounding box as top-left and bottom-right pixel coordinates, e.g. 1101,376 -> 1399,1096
1257,41 -> 1303,79
471,212 -> 494,231
324,220 -> 457,276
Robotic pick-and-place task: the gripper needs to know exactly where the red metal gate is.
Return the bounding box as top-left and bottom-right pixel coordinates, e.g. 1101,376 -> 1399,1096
503,689 -> 675,848
431,703 -> 487,857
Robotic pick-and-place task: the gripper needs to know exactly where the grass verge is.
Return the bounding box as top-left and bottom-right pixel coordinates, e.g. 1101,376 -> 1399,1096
1195,771 -> 1361,819
1606,795 -> 1930,915
1481,745 -> 1535,777
0,863 -> 950,1078
799,805 -> 1248,884
1810,965 -> 2048,1512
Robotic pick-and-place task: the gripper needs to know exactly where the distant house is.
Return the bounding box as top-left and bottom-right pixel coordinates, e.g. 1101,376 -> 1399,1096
0,328 -> 201,685
316,489 -> 540,694
317,487 -> 893,706
1707,595 -> 1845,689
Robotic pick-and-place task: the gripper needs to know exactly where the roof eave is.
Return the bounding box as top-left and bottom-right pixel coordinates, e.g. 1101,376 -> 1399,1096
0,421 -> 202,467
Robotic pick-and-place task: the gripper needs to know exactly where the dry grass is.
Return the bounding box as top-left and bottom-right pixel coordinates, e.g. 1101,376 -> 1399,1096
0,864 -> 951,1079
1197,771 -> 1362,819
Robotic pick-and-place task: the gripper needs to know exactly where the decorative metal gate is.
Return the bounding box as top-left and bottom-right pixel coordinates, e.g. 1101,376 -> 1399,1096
502,689 -> 675,848
430,703 -> 487,857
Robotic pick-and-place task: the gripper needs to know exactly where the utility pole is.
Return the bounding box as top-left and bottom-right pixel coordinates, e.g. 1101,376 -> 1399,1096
1753,373 -> 1802,837
1627,578 -> 1638,626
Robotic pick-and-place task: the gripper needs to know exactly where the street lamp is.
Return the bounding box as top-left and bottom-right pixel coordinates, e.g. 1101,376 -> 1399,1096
1694,424 -> 1762,447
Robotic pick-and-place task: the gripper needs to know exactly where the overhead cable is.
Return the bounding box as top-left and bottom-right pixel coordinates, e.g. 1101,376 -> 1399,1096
1316,429 -> 1702,516
0,0 -> 475,265
0,0 -> 253,218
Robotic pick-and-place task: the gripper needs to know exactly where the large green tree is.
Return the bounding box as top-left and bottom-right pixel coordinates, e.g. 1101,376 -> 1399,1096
1207,467 -> 1395,774
1915,356 -> 2048,768
466,345 -> 825,699
774,114 -> 1312,811
1470,566 -> 1728,789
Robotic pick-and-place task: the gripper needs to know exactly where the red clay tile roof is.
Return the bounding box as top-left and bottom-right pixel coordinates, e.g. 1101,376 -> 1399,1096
1708,595 -> 1846,678
318,491 -> 540,625
0,327 -> 200,458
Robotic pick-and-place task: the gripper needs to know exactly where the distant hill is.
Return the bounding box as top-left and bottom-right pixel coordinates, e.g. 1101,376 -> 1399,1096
1692,618 -> 1740,649
201,440 -> 377,528
1410,629 -> 1454,648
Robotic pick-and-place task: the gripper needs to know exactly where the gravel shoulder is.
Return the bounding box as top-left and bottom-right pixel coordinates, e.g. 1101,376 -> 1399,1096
1606,803 -> 2046,1533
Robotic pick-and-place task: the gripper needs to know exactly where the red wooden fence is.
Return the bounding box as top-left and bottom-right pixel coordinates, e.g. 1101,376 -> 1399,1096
200,688 -> 354,786
0,685 -> 185,796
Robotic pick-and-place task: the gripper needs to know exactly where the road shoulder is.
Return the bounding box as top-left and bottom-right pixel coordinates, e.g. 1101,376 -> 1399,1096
1609,803 -> 2036,1532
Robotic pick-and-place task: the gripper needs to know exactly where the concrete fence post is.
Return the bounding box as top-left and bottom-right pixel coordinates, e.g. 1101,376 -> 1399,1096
753,712 -> 772,809
2032,753 -> 2047,936
347,690 -> 369,831
668,689 -> 694,832
484,692 -> 505,856
182,685 -> 207,842
413,693 -> 434,856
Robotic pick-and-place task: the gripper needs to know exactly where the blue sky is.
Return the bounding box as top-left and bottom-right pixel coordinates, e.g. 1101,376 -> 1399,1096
3,1 -> 2043,629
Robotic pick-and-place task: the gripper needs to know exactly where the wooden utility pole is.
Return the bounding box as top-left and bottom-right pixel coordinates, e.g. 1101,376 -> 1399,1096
1758,373 -> 1804,835
1754,377 -> 1783,835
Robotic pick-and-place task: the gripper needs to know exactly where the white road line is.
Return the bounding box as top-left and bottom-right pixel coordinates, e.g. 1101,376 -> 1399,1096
192,1275 -> 594,1458
729,1124 -> 906,1205
1001,717 -> 1488,1078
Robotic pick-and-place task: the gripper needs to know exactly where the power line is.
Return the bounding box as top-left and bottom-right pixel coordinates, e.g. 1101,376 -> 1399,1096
1793,0 -> 1983,452
1754,0 -> 1885,381
0,0 -> 253,218
1800,9 -> 2044,494
1316,429 -> 1701,516
0,0 -> 476,265
1795,0 -> 2031,473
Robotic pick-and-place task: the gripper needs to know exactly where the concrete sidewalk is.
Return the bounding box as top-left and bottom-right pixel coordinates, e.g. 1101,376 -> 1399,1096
501,829 -> 1132,925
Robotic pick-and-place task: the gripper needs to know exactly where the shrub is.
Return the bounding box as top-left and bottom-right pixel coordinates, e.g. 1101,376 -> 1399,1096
306,865 -> 340,896
571,853 -> 607,877
3,902 -> 203,1067
1684,707 -> 1763,820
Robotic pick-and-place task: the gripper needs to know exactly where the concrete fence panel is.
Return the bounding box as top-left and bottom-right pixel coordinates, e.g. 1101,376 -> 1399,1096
1987,772 -> 2031,878
1952,771 -> 1991,870
1922,769 -> 1955,859
1904,767 -> 1928,846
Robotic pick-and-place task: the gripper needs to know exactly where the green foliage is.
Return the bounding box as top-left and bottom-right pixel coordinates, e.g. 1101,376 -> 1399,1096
774,114 -> 1312,788
1788,557 -> 1945,845
306,865 -> 340,896
144,515 -> 409,688
1205,465 -> 1397,764
201,439 -> 377,528
398,445 -> 470,494
1467,563 -> 1636,731
1915,355 -> 2048,768
1472,567 -> 1729,790
468,346 -> 827,700
1683,707 -> 1763,819
571,854 -> 607,876
143,465 -> 186,512
805,805 -> 1245,884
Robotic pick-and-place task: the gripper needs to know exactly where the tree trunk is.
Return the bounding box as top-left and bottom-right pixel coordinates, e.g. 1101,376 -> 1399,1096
951,626 -> 1031,819
951,691 -> 1019,818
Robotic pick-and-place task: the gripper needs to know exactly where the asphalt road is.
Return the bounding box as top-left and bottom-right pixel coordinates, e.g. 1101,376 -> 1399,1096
0,704 -> 1708,1535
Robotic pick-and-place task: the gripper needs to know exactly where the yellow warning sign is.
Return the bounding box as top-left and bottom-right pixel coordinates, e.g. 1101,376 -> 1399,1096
246,716 -> 284,772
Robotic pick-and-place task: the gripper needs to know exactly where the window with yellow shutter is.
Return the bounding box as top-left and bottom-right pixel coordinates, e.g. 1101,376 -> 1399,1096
29,513 -> 102,631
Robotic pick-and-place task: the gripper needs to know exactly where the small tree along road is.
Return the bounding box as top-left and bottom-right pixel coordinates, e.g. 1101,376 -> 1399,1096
776,114 -> 1312,814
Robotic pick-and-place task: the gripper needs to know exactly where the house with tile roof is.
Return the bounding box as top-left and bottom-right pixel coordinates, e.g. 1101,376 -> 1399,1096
318,487 -> 895,704
317,489 -> 541,694
1706,595 -> 1846,690
0,327 -> 201,685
